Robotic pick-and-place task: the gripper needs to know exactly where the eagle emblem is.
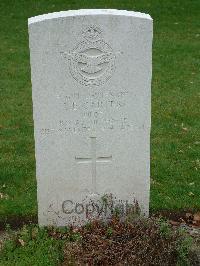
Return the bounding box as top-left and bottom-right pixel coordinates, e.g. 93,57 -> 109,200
67,26 -> 115,86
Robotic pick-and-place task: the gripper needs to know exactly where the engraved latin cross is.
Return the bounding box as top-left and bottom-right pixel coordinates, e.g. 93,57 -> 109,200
75,137 -> 112,193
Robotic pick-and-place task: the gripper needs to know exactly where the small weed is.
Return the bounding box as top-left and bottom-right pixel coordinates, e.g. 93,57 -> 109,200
158,218 -> 172,238
5,224 -> 12,234
177,235 -> 193,266
56,227 -> 69,234
106,227 -> 113,237
70,232 -> 82,242
84,221 -> 92,230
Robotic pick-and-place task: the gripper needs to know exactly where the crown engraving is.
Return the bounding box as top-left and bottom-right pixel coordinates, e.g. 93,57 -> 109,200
82,25 -> 102,42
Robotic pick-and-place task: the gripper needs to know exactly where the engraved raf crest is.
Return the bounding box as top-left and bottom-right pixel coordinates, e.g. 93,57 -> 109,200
68,26 -> 115,86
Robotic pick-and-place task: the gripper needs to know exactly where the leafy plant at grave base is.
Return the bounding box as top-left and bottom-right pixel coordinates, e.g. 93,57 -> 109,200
100,193 -> 113,210
125,200 -> 142,222
99,193 -> 142,221
62,217 -> 193,265
0,217 -> 194,265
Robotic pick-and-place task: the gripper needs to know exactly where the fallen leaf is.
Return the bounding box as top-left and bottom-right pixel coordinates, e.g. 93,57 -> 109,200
190,224 -> 200,229
185,213 -> 193,219
196,159 -> 200,167
180,218 -> 186,223
169,220 -> 180,226
189,182 -> 194,186
0,193 -> 9,199
193,213 -> 200,225
188,192 -> 195,197
18,239 -> 25,246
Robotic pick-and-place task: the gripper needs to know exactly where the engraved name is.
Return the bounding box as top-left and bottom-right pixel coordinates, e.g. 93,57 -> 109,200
40,89 -> 133,135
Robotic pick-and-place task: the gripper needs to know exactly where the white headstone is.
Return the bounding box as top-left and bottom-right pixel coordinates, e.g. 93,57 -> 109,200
28,9 -> 153,226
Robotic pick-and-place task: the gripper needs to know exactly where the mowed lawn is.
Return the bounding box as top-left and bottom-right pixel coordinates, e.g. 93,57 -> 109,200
0,0 -> 199,222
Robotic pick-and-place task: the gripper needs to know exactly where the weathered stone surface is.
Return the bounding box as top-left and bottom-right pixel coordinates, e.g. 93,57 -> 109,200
28,9 -> 153,226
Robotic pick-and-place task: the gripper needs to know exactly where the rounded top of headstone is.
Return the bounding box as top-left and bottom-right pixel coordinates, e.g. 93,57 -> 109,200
28,9 -> 152,25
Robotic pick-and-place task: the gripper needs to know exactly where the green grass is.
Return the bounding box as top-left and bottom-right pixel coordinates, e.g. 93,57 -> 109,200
0,225 -> 64,265
0,0 -> 199,222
